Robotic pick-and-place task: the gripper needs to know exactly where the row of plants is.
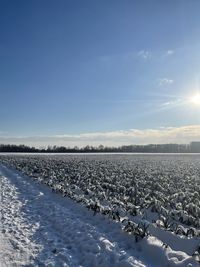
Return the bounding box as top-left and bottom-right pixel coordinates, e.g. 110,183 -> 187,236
0,154 -> 199,250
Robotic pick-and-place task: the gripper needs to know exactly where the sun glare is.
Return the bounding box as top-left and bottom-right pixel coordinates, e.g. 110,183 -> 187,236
190,93 -> 200,105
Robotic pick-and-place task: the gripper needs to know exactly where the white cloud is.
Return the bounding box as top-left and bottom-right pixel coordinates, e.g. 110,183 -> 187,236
99,49 -> 173,64
161,98 -> 182,108
161,50 -> 174,58
1,125 -> 200,147
137,50 -> 152,60
158,78 -> 174,86
166,50 -> 174,56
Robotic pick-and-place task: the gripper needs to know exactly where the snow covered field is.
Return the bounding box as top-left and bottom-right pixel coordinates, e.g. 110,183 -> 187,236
0,154 -> 200,266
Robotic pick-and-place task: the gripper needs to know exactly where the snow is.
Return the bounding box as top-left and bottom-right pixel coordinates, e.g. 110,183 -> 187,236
0,164 -> 199,267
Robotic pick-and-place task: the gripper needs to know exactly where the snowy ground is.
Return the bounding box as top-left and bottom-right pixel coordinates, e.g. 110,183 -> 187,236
0,164 -> 199,267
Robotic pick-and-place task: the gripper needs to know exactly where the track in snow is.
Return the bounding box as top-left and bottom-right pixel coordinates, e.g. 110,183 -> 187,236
0,165 -> 146,267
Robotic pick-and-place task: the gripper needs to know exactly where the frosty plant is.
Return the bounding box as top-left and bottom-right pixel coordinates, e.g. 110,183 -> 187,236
124,221 -> 149,242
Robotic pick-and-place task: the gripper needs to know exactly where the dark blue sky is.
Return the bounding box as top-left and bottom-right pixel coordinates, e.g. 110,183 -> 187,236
1,0 -> 200,145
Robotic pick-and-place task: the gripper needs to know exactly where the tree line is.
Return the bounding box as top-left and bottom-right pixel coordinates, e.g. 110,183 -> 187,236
0,143 -> 197,153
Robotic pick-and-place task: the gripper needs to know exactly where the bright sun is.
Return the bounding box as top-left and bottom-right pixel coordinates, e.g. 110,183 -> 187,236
190,93 -> 200,105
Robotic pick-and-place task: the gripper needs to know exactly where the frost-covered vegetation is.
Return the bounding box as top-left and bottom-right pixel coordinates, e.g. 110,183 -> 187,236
0,153 -> 200,264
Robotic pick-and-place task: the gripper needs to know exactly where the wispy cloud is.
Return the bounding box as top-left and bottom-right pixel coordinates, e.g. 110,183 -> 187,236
165,50 -> 174,56
1,125 -> 200,147
137,50 -> 152,60
99,50 -> 152,63
160,98 -> 182,107
99,49 -> 175,64
158,78 -> 174,86
99,48 -> 174,64
161,50 -> 175,59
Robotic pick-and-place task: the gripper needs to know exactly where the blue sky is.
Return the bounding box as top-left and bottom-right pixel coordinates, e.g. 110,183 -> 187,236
1,0 -> 200,146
